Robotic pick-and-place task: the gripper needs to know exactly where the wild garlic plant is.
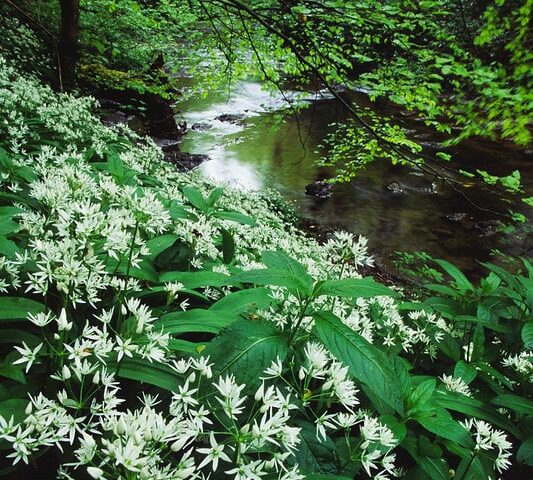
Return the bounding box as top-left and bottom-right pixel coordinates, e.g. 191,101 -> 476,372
0,50 -> 530,480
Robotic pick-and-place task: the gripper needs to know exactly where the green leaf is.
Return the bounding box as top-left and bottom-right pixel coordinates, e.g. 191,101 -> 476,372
145,234 -> 180,260
491,394 -> 533,416
202,319 -> 288,394
159,270 -> 234,289
261,250 -> 314,294
206,187 -> 224,207
408,379 -> 436,410
517,438 -> 533,466
0,353 -> 26,383
212,210 -> 256,226
434,259 -> 474,293
434,390 -> 520,437
235,269 -> 305,293
423,296 -> 465,317
0,297 -> 46,321
211,287 -> 274,314
182,186 -> 207,211
522,322 -> 533,349
0,217 -> 19,235
0,329 -> 42,346
220,227 -> 235,264
294,419 -> 338,474
0,398 -> 28,424
413,408 -> 473,448
114,357 -> 179,391
454,361 -> 477,384
157,309 -> 239,335
403,437 -> 449,480
0,235 -> 21,258
304,476 -> 352,480
314,311 -> 404,414
315,277 -> 394,299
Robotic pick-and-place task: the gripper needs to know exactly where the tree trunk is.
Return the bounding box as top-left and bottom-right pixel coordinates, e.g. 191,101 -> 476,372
58,0 -> 80,90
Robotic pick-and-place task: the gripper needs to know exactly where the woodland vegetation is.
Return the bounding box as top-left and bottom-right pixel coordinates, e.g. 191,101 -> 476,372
0,1 -> 531,479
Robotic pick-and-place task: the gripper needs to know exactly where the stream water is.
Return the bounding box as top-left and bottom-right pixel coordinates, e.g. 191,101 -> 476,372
177,81 -> 532,274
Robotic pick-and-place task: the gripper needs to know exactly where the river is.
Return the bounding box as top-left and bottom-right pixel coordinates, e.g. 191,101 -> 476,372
176,80 -> 532,275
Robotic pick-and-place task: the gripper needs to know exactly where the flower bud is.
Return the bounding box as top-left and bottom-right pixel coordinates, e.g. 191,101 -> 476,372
116,416 -> 127,435
62,365 -> 72,380
87,466 -> 104,479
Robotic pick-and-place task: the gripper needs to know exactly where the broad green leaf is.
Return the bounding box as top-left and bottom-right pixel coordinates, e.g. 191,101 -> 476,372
402,437 -> 449,480
159,270 -> 234,289
260,250 -> 314,295
0,235 -> 20,258
522,322 -> 533,349
423,296 -> 465,317
114,357 -> 179,391
168,338 -> 202,354
235,269 -> 305,293
182,186 -> 207,211
315,277 -> 394,299
206,187 -> 224,207
413,408 -> 473,448
314,311 -> 404,414
211,287 -> 274,314
157,309 -> 239,334
145,234 -> 179,260
455,315 -> 510,333
491,394 -> 533,416
304,476 -> 352,480
434,259 -> 474,292
0,329 -> 42,346
0,398 -> 28,424
454,361 -> 477,384
212,210 -> 256,225
0,297 -> 46,321
220,227 -> 235,264
0,217 -> 19,235
106,257 -> 158,283
293,419 -> 337,474
517,438 -> 533,466
202,319 -> 288,394
407,379 -> 436,410
434,390 -> 520,437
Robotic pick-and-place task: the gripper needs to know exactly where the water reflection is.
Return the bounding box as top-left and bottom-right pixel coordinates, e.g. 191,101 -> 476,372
178,81 -> 532,274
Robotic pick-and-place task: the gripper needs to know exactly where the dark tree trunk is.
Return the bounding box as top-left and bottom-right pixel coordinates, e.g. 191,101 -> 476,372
58,0 -> 80,90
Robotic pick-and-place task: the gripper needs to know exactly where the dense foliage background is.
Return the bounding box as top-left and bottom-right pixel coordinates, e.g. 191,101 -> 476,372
0,1 -> 531,479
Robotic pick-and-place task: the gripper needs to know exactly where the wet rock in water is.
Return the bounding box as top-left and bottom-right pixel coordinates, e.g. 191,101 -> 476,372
215,113 -> 246,124
305,180 -> 333,199
191,122 -> 213,131
163,151 -> 208,172
385,181 -> 405,195
445,212 -> 476,229
152,137 -> 181,152
475,219 -> 503,237
101,110 -> 136,127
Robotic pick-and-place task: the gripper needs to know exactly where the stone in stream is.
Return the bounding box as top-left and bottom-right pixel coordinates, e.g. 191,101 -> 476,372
385,181 -> 405,195
305,180 -> 333,199
163,151 -> 209,172
152,137 -> 181,152
191,122 -> 213,131
215,113 -> 246,124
